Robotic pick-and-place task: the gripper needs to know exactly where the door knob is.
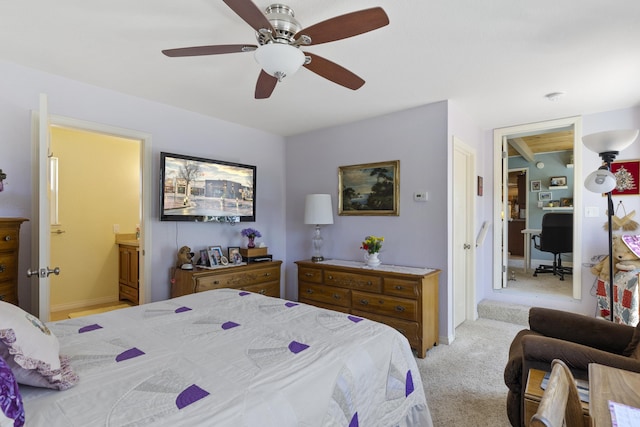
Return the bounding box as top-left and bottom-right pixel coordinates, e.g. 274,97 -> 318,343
463,243 -> 471,249
27,267 -> 61,278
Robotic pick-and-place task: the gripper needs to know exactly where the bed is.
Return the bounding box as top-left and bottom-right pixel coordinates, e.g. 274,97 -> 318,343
4,289 -> 432,426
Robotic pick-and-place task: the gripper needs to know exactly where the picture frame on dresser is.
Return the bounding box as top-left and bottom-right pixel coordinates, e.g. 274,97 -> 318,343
338,160 -> 400,216
228,247 -> 242,264
208,246 -> 223,266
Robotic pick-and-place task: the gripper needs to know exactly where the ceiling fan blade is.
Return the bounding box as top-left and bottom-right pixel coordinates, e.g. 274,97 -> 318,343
255,70 -> 278,99
162,44 -> 257,57
303,53 -> 365,90
296,7 -> 389,45
223,0 -> 274,33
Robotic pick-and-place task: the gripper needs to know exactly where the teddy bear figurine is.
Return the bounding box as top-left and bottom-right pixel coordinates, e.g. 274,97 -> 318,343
591,235 -> 640,282
177,246 -> 194,270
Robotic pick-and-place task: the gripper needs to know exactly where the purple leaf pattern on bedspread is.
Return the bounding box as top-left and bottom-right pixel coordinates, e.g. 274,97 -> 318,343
104,369 -> 210,425
287,341 -> 309,354
174,306 -> 192,313
239,291 -> 251,296
284,302 -> 298,308
175,384 -> 210,410
115,347 -> 145,362
405,371 -> 415,396
349,413 -> 359,427
221,321 -> 240,330
78,324 -> 103,333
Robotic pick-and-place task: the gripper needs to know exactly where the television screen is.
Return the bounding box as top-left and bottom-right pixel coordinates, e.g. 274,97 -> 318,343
160,152 -> 256,222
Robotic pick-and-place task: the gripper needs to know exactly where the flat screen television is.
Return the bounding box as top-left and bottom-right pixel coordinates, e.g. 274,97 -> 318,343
160,152 -> 256,222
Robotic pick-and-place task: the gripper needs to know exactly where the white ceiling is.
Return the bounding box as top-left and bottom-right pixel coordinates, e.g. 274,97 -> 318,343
2,0 -> 639,136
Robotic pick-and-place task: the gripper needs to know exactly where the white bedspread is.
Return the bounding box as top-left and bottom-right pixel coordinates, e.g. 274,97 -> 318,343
21,289 -> 432,426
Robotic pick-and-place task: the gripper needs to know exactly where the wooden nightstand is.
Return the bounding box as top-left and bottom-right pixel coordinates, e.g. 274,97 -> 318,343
524,368 -> 590,427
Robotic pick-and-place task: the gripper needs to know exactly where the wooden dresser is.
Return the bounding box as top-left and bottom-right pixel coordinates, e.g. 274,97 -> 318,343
296,259 -> 440,358
0,218 -> 28,306
171,260 -> 282,298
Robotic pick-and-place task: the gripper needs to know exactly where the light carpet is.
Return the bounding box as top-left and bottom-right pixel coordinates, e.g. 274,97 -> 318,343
418,318 -> 524,426
67,304 -> 131,318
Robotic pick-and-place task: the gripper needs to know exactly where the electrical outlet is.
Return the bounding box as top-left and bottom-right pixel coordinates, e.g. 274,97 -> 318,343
413,191 -> 428,202
113,224 -> 120,233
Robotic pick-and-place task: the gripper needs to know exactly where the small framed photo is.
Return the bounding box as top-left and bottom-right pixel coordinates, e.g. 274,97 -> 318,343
550,200 -> 561,207
530,180 -> 541,192
550,176 -> 567,187
208,246 -> 223,266
228,247 -> 242,264
560,197 -> 573,207
198,249 -> 209,266
539,191 -> 552,201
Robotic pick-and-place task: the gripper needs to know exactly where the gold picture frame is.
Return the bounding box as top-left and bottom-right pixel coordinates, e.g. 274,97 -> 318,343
338,160 -> 400,216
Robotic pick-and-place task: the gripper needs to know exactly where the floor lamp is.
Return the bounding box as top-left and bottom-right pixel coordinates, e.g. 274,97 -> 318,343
583,129 -> 639,321
304,194 -> 334,262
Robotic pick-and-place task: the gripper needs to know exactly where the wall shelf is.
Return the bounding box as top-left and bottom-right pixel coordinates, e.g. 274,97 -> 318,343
548,185 -> 568,190
542,206 -> 573,211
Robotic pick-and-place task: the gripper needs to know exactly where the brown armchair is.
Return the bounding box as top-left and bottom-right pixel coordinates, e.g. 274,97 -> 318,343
503,307 -> 640,427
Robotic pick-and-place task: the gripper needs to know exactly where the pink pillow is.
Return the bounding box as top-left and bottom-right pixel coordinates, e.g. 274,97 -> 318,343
0,301 -> 77,390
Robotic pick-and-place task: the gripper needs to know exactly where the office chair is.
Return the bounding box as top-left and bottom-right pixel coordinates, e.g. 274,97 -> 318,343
532,213 -> 573,281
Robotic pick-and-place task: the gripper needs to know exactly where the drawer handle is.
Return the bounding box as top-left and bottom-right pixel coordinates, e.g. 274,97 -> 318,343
263,272 -> 271,277
305,289 -> 314,294
395,285 -> 404,290
259,289 -> 266,295
367,281 -> 372,285
332,294 -> 341,300
328,275 -> 333,280
304,272 -> 313,277
359,299 -> 369,306
3,235 -> 10,242
0,264 -> 4,273
395,306 -> 406,312
213,280 -> 220,285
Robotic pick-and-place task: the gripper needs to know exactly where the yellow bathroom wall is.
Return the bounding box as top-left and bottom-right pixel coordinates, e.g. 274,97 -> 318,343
49,127 -> 140,309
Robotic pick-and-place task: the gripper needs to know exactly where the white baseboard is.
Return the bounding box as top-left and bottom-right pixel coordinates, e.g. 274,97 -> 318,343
50,295 -> 119,312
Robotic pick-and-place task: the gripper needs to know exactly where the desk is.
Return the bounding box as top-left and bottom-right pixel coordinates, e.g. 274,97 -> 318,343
589,363 -> 640,427
524,369 -> 590,426
521,228 -> 541,273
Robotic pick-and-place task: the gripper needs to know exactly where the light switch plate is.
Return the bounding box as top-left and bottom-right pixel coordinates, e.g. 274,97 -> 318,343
413,191 -> 428,202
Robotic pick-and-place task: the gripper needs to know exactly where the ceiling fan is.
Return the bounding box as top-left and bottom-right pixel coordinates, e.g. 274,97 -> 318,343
162,0 -> 389,99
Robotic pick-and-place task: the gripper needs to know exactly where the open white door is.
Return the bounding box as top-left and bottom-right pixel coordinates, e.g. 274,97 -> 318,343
28,93 -> 59,321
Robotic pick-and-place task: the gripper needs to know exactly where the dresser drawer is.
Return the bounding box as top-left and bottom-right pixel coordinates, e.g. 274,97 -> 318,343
119,284 -> 139,303
299,297 -> 350,314
0,253 -> 17,280
324,270 -> 382,293
384,278 -> 420,299
299,283 -> 351,308
238,281 -> 280,298
0,227 -> 19,251
298,266 -> 323,283
351,290 -> 418,322
196,265 -> 280,291
352,309 -> 421,349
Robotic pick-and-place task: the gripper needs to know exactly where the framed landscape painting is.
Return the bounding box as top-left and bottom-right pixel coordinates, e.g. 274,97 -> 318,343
338,160 -> 400,216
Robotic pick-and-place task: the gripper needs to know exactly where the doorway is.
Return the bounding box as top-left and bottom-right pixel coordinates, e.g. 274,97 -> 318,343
49,126 -> 141,317
493,117 -> 583,299
31,101 -> 152,321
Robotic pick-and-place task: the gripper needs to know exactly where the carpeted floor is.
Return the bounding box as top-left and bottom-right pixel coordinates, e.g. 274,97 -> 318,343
418,317 -> 524,426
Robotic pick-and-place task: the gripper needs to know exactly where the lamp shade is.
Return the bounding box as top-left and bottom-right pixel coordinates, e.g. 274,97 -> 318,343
254,43 -> 305,80
304,194 -> 334,225
582,129 -> 639,154
584,167 -> 617,193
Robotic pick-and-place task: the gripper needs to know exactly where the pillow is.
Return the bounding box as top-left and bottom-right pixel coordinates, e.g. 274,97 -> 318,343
0,301 -> 77,390
0,355 -> 24,427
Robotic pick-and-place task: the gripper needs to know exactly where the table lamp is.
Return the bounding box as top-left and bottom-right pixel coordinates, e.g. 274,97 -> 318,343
304,194 -> 334,262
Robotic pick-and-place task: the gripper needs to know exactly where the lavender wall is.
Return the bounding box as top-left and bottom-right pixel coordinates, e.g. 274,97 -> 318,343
0,59 -> 286,307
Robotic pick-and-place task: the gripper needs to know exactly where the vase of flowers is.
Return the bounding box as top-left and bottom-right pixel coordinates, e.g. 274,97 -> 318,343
241,228 -> 261,248
361,235 -> 384,267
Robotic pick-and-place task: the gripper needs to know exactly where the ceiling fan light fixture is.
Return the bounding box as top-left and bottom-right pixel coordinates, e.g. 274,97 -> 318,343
254,43 -> 305,81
